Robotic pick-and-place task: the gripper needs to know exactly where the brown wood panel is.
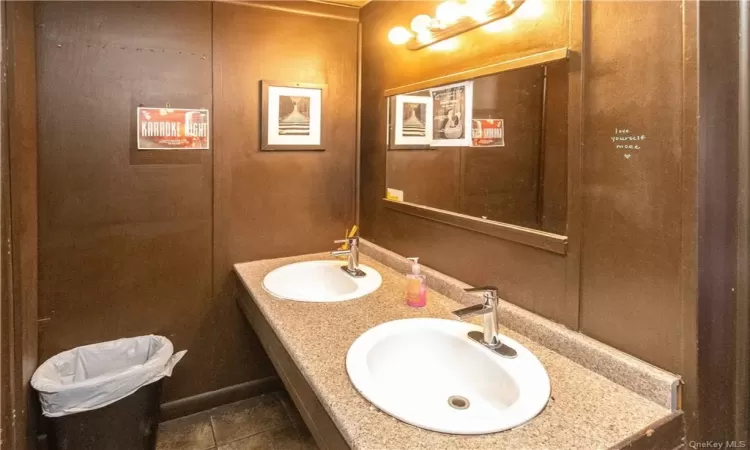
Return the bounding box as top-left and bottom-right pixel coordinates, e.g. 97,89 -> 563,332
35,0 -> 359,412
211,2 -> 358,281
580,0 -> 685,373
4,3 -> 39,448
210,2 -> 358,412
736,0 -> 750,441
695,0 -> 741,441
360,0 -> 577,328
36,1 -> 225,403
0,1 -> 11,444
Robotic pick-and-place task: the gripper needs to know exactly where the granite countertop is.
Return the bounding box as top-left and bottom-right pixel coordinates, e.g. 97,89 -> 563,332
235,252 -> 673,450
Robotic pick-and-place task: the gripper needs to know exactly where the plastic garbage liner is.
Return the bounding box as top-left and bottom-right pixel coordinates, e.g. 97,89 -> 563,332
31,335 -> 186,450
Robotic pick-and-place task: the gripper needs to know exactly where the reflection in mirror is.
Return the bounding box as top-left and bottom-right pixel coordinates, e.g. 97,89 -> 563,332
386,60 -> 568,235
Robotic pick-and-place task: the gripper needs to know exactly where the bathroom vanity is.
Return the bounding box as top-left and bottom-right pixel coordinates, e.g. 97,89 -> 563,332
235,240 -> 683,450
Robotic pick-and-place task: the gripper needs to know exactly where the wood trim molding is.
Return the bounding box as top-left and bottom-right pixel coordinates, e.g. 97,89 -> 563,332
217,1 -> 359,22
355,22 -> 363,225
159,377 -> 283,422
382,198 -> 568,254
384,47 -> 569,97
611,412 -> 685,450
565,0 -> 585,333
735,0 -> 750,440
4,3 -> 38,448
306,0 -> 365,10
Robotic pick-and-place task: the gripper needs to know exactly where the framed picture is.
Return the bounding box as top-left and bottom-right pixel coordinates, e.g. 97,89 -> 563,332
137,107 -> 209,150
430,81 -> 473,147
391,94 -> 433,148
261,81 -> 326,151
471,118 -> 505,147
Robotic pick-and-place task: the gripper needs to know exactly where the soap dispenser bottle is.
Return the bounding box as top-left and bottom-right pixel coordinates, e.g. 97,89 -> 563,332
405,257 -> 427,308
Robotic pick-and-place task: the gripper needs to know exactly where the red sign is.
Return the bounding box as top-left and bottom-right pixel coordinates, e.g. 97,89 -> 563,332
471,118 -> 505,147
137,107 -> 209,150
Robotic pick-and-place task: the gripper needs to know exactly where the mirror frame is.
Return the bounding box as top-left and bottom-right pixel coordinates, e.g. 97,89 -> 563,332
382,47 -> 571,254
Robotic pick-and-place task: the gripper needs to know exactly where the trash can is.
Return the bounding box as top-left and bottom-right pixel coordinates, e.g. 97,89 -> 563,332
31,335 -> 186,450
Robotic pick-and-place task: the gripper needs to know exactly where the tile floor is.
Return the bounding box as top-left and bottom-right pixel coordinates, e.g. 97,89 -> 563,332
156,391 -> 318,450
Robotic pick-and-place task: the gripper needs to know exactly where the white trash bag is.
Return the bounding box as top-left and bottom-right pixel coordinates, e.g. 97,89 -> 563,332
31,335 -> 186,417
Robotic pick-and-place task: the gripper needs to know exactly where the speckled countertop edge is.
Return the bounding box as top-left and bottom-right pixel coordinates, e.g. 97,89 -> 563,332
234,250 -> 678,450
359,239 -> 682,411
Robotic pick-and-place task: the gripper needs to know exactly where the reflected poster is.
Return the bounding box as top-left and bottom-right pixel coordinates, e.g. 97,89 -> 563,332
430,81 -> 473,147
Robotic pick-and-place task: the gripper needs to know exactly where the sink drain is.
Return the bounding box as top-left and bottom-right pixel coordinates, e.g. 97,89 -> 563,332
448,395 -> 470,410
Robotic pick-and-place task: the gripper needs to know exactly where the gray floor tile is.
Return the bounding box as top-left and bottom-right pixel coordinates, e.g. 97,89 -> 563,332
157,411 -> 216,450
217,426 -> 317,450
277,392 -> 311,438
216,432 -> 274,450
210,393 -> 290,445
266,425 -> 318,450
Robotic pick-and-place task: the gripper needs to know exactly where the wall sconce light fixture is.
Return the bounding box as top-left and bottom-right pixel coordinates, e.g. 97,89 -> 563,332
388,0 -> 543,50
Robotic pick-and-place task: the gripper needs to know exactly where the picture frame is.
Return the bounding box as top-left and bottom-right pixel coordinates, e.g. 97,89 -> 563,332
261,80 -> 326,151
471,118 -> 506,147
430,81 -> 474,147
136,107 -> 210,150
391,94 -> 433,148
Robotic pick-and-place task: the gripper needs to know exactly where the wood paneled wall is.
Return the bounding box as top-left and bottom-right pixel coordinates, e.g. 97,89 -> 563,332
695,0 -> 742,440
211,0 -> 358,396
581,0 -> 686,376
2,3 -> 39,449
360,0 -> 745,442
35,1 -> 358,407
37,1 -> 216,403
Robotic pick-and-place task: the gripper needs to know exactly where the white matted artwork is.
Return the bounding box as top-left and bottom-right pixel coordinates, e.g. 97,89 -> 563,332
393,95 -> 433,147
430,81 -> 474,147
262,81 -> 325,151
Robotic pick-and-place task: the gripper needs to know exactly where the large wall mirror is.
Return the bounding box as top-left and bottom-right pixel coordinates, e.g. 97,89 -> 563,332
384,52 -> 569,253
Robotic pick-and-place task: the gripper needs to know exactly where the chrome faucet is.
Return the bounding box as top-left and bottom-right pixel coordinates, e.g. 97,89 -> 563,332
453,286 -> 517,358
331,236 -> 366,278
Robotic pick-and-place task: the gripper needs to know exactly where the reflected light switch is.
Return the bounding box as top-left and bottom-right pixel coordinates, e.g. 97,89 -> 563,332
387,188 -> 404,202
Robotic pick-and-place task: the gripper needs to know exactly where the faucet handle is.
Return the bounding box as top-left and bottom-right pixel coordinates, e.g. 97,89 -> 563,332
464,286 -> 498,295
334,235 -> 359,245
464,286 -> 498,306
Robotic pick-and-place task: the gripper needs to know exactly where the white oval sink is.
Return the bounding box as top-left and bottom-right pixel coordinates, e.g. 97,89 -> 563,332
346,318 -> 550,435
262,260 -> 382,302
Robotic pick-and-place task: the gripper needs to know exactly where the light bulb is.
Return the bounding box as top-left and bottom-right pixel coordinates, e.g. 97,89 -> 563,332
436,1 -> 464,25
466,0 -> 495,21
388,26 -> 412,45
517,0 -> 544,19
417,31 -> 432,44
410,14 -> 432,33
483,18 -> 513,32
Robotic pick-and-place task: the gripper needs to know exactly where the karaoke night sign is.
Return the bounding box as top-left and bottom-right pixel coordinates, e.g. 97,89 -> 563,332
137,107 -> 209,150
